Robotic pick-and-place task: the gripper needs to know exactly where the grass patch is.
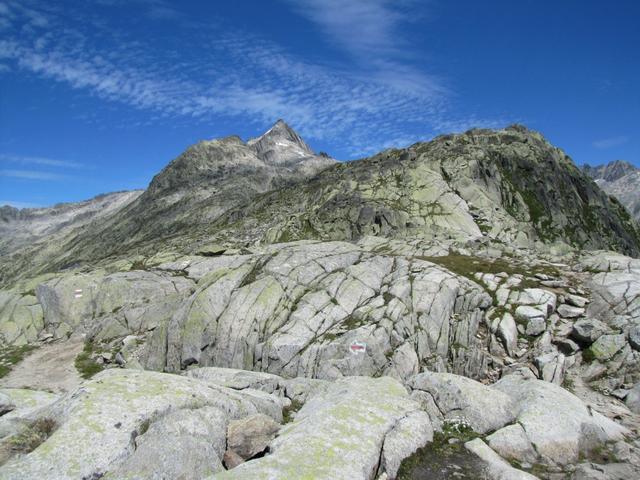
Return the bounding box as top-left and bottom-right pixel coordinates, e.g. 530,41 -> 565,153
282,399 -> 303,424
10,417 -> 57,453
419,254 -> 560,297
0,344 -> 38,378
74,341 -> 106,379
581,347 -> 596,364
129,259 -> 147,271
581,442 -> 620,464
562,375 -> 575,392
397,420 -> 480,479
138,418 -> 151,436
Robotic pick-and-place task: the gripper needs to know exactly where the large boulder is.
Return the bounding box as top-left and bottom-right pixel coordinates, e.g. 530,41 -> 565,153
493,373 -> 628,465
105,407 -> 232,479
0,388 -> 59,441
226,413 -> 280,460
465,438 -> 539,480
211,376 -> 429,480
407,372 -> 515,434
625,383 -> 640,414
589,334 -> 627,361
0,369 -> 281,480
571,318 -> 609,346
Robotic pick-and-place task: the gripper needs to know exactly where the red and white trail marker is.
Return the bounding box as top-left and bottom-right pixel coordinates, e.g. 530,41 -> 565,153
349,341 -> 367,355
74,289 -> 83,299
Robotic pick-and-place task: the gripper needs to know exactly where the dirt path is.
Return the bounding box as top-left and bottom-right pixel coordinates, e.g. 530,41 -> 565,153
0,338 -> 84,393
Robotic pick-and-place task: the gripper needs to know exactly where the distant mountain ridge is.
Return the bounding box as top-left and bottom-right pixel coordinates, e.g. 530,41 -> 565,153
0,190 -> 144,256
583,160 -> 640,222
0,121 -> 639,287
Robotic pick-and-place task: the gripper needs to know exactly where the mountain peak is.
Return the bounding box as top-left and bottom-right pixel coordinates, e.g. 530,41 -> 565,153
584,159 -> 638,182
248,119 -> 314,164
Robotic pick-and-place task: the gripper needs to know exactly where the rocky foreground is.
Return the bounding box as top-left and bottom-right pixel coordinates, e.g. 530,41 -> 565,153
0,241 -> 639,479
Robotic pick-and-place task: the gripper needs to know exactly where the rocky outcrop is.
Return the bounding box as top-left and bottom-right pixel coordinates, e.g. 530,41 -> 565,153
0,369 -> 283,479
0,121 -> 336,288
2,125 -> 639,289
492,372 -> 628,466
408,372 -> 515,434
0,364 -> 637,479
211,375 -> 428,480
215,126 -> 640,257
151,241 -> 492,381
576,252 -> 640,393
0,291 -> 43,345
36,270 -> 194,342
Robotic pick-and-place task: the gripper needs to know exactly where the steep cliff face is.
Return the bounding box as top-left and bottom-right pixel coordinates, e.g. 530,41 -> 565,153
583,160 -> 640,222
214,126 -> 640,256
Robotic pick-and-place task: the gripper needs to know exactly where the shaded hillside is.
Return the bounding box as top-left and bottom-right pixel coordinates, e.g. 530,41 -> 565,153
212,126 -> 640,255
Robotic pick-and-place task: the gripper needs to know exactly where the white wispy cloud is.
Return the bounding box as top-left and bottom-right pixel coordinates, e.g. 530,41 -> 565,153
282,0 -> 440,97
593,136 -> 629,149
284,0 -> 412,58
0,169 -> 70,180
0,0 -> 501,157
0,153 -> 83,168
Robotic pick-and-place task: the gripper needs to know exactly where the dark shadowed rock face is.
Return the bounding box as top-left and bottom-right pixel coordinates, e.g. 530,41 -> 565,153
583,160 -> 640,222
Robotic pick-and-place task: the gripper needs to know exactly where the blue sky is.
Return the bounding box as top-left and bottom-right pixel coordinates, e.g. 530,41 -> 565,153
0,0 -> 638,208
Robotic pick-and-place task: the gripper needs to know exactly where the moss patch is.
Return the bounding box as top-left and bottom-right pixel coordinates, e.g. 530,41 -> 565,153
74,341 -> 107,379
10,417 -> 57,454
420,254 -> 558,281
397,421 -> 481,479
282,399 -> 304,424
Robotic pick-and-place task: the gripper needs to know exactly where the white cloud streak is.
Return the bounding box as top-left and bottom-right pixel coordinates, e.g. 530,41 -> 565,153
0,169 -> 70,180
0,154 -> 83,168
0,0 -> 501,157
593,136 -> 629,149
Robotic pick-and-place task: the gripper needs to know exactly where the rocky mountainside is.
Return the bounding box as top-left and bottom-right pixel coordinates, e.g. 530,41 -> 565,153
583,160 -> 640,222
1,122 -> 640,479
0,121 -> 336,287
213,125 -> 640,255
0,190 -> 143,255
1,123 -> 638,288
